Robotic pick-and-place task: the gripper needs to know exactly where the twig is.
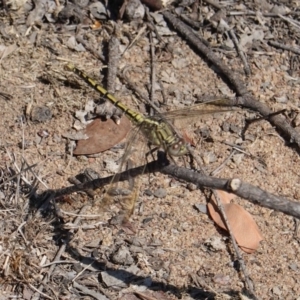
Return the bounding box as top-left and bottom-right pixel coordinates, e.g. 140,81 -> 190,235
228,11 -> 300,17
278,14 -> 300,30
72,262 -> 94,282
0,91 -> 12,100
160,164 -> 300,219
268,41 -> 300,56
106,32 -> 123,122
40,260 -> 78,268
210,149 -> 236,176
0,161 -> 37,187
145,8 -> 168,51
180,14 -> 202,30
211,189 -> 255,296
72,281 -> 109,300
120,25 -> 147,57
107,36 -> 120,94
228,29 -> 251,76
75,33 -> 105,63
189,146 -> 255,294
119,67 -> 162,113
32,203 -> 90,300
28,284 -> 53,300
16,221 -> 28,245
149,31 -> 156,116
161,11 -> 300,150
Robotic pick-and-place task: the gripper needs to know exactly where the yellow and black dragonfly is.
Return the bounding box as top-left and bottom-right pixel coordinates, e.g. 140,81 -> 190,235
65,63 -> 233,225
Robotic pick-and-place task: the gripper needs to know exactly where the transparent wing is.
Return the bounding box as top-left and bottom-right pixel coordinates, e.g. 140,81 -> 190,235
162,98 -> 236,121
99,125 -> 147,225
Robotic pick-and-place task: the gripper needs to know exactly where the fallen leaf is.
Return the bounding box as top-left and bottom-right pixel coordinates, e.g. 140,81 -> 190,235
74,117 -> 131,155
207,190 -> 263,253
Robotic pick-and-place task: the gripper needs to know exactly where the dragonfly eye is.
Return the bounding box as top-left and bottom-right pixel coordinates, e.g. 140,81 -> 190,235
168,139 -> 189,156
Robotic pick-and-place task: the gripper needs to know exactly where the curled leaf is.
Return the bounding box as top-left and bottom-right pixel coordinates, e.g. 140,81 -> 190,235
208,190 -> 263,253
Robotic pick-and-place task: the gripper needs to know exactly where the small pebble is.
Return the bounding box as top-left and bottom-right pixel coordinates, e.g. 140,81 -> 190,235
124,0 -> 145,20
232,153 -> 244,165
187,183 -> 197,191
274,94 -> 288,103
204,236 -> 226,251
31,106 -> 52,122
272,286 -> 281,296
111,246 -> 134,265
229,124 -> 241,134
144,189 -> 153,196
213,274 -> 230,285
142,217 -> 153,224
202,152 -> 217,165
197,127 -> 211,139
194,203 -> 207,214
289,263 -> 298,271
153,188 -> 167,198
160,212 -> 168,219
89,1 -> 108,20
222,122 -> 230,132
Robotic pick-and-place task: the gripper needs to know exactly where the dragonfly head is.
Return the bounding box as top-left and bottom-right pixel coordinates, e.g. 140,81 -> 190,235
167,138 -> 189,157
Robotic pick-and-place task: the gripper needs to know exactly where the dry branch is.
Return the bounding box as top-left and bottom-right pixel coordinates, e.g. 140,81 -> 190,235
161,11 -> 300,150
47,160 -> 300,220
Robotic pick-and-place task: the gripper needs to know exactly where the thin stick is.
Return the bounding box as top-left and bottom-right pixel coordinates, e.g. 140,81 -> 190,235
72,281 -> 109,300
107,35 -> 120,94
161,11 -> 300,151
149,31 -> 156,116
119,67 -> 162,113
228,29 -> 251,76
76,33 -> 105,63
278,14 -> 300,30
32,203 -> 90,300
189,145 -> 256,296
212,189 -> 255,296
269,41 -> 300,56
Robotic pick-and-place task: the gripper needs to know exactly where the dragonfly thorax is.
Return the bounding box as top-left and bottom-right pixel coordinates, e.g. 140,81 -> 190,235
140,118 -> 189,157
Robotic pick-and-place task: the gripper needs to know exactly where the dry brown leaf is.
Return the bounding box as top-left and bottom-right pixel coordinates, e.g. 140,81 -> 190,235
74,117 -> 131,155
208,190 -> 263,253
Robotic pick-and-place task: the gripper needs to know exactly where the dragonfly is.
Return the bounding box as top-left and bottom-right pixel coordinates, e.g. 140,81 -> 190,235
65,63 -> 233,225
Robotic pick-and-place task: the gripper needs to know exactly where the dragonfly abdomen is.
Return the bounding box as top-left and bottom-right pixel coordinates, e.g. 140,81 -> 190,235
66,63 -> 145,125
65,63 -> 189,156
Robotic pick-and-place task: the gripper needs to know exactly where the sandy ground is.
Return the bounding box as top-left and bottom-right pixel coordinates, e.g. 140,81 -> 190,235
0,2 -> 300,299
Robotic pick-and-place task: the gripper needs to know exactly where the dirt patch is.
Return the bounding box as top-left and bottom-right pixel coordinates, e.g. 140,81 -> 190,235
0,1 -> 300,299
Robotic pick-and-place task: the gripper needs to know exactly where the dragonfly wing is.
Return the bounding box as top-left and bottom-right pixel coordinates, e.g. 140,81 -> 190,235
162,98 -> 236,121
101,125 -> 147,225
